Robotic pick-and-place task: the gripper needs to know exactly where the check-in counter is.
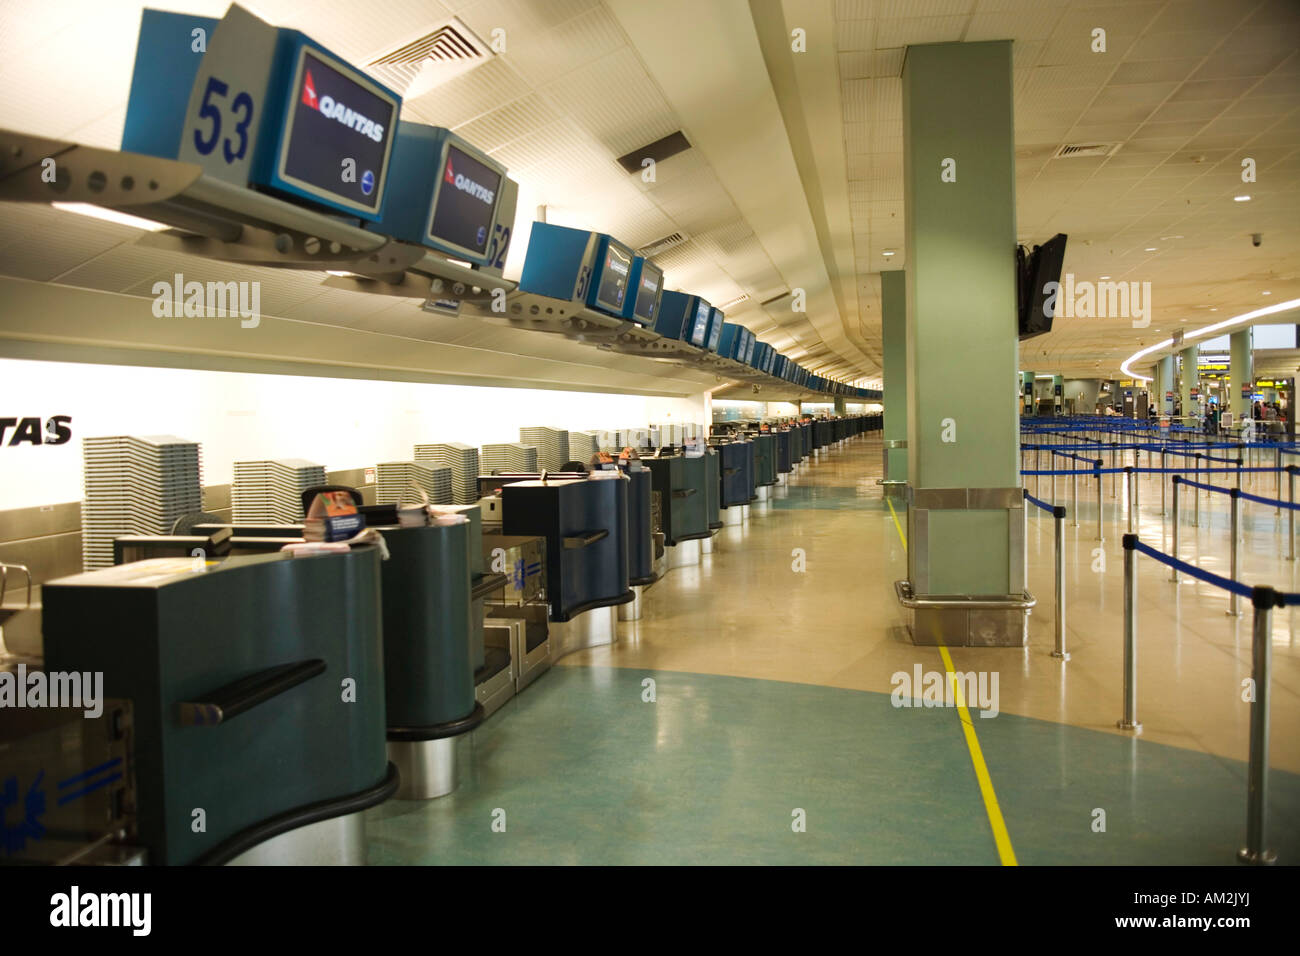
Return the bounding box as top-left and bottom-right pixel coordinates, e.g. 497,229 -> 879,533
620,464 -> 656,586
41,548 -> 396,866
752,433 -> 777,494
775,429 -> 793,475
703,448 -> 722,531
713,440 -> 750,520
501,474 -> 632,658
642,454 -> 710,548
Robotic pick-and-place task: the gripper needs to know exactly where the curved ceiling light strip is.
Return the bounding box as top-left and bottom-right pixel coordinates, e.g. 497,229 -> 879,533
1119,298 -> 1300,383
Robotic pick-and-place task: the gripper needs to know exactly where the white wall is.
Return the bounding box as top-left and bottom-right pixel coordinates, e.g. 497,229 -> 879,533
0,359 -> 706,509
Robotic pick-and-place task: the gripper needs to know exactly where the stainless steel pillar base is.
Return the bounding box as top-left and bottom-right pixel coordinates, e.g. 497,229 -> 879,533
756,485 -> 772,501
722,506 -> 743,526
777,472 -> 788,485
549,606 -> 617,660
700,533 -> 716,554
388,737 -> 459,800
741,504 -> 751,522
894,581 -> 1034,647
668,537 -> 702,569
618,584 -> 644,620
226,810 -> 366,865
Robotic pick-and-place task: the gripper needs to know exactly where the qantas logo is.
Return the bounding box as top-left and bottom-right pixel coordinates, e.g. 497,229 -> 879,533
444,157 -> 495,205
299,68 -> 386,143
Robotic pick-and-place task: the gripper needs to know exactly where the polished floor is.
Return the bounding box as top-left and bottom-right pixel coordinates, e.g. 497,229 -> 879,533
366,434 -> 1300,865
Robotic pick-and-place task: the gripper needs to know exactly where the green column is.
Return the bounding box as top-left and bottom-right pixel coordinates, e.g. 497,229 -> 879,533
1052,374 -> 1063,415
1154,355 -> 1174,416
1021,371 -> 1034,415
1179,346 -> 1196,420
1230,328 -> 1253,422
881,269 -> 908,490
903,41 -> 1024,645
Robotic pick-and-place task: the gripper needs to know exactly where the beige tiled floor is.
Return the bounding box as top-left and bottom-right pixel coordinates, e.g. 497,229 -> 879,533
563,434 -> 1300,772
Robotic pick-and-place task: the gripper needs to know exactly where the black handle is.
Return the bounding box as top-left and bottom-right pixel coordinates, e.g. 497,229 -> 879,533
722,468 -> 740,476
672,488 -> 697,498
563,530 -> 609,549
179,659 -> 325,726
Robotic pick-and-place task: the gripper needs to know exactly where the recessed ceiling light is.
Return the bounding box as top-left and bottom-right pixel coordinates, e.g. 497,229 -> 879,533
1234,195 -> 1251,202
882,250 -> 896,257
1262,291 -> 1272,295
1100,275 -> 1111,280
1210,308 -> 1218,311
1159,235 -> 1184,240
1145,247 -> 1158,252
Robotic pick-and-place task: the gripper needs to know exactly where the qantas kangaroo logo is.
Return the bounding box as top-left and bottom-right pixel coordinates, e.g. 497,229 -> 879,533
445,158 -> 456,184
301,69 -> 318,109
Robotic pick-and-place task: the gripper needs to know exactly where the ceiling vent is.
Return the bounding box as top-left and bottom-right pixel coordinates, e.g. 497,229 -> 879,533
1053,142 -> 1121,159
636,232 -> 689,258
717,293 -> 750,310
368,18 -> 493,99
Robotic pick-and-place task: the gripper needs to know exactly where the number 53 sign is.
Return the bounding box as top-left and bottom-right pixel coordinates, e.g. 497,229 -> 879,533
176,4 -> 278,186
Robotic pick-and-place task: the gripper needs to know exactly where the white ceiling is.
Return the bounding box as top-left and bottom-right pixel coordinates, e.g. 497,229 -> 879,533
0,0 -> 1296,387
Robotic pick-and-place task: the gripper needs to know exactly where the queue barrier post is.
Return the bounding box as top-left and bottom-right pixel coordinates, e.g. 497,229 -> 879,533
1238,585 -> 1278,865
1170,476 -> 1180,584
1228,488 -> 1241,618
1052,504 -> 1069,662
1118,534 -> 1142,733
1095,459 -> 1104,542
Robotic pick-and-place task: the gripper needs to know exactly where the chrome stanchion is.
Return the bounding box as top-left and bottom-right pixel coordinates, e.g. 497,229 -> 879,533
1095,459 -> 1104,542
1118,534 -> 1142,733
1170,476 -> 1180,584
1035,446 -> 1041,498
1052,504 -> 1069,661
1236,455 -> 1243,492
1276,447 -> 1282,515
1194,453 -> 1201,528
1125,466 -> 1135,533
1071,464 -> 1079,528
1228,488 -> 1241,617
1238,585 -> 1278,865
1289,466 -> 1296,562
1051,450 -> 1058,503
1160,448 -> 1167,517
1110,442 -> 1118,498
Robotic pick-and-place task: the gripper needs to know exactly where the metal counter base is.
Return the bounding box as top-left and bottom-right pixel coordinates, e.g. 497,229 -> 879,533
475,661 -> 516,718
618,583 -> 645,621
549,606 -> 618,660
225,810 -> 366,866
700,532 -> 717,554
389,737 -> 459,801
667,537 -> 703,569
894,580 -> 1034,647
756,485 -> 772,501
721,506 -> 743,526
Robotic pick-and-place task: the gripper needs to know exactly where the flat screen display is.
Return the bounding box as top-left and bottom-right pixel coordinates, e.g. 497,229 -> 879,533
595,241 -> 633,312
743,331 -> 756,365
281,47 -> 396,214
633,262 -> 663,323
428,144 -> 503,256
688,299 -> 711,347
707,309 -> 723,351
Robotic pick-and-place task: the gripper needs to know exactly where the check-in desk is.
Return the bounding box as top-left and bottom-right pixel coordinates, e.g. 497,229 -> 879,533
713,440 -> 751,525
501,474 -> 632,659
619,463 -> 657,619
751,433 -> 777,500
643,453 -> 712,569
775,429 -> 793,478
378,521 -> 494,800
41,549 -> 396,866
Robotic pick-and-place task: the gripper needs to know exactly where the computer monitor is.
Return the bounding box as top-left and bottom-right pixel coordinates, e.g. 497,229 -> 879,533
628,258 -> 664,326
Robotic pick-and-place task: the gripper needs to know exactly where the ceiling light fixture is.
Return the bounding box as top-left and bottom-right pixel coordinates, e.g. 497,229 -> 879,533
51,202 -> 169,232
1100,275 -> 1111,280
1144,247 -> 1158,252
882,250 -> 896,257
1234,195 -> 1251,202
1120,297 -> 1300,382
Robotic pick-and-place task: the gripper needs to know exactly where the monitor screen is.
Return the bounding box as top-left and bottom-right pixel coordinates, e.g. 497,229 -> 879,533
743,331 -> 756,365
633,262 -> 663,323
707,309 -> 723,351
688,299 -> 711,347
594,240 -> 633,312
428,144 -> 503,257
281,47 -> 396,214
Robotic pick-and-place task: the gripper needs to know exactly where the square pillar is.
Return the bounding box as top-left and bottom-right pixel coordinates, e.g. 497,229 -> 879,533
881,270 -> 907,495
901,40 -> 1026,647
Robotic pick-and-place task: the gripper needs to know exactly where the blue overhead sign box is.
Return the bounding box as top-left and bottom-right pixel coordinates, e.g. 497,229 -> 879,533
518,222 -> 638,319
376,124 -> 511,267
122,4 -> 400,221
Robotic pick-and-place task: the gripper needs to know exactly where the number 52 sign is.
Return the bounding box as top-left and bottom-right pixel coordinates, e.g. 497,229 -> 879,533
176,4 -> 278,186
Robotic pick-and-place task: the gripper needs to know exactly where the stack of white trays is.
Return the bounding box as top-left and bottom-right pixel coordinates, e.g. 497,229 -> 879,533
375,462 -> 453,505
413,442 -> 479,504
518,427 -> 570,471
81,435 -> 203,570
232,459 -> 326,524
568,431 -> 601,462
480,443 -> 538,475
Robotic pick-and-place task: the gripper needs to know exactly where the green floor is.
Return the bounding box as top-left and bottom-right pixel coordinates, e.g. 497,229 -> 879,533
365,665 -> 1300,865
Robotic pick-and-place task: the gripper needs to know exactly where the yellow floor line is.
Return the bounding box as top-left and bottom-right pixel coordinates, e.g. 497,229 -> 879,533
885,494 -> 1019,866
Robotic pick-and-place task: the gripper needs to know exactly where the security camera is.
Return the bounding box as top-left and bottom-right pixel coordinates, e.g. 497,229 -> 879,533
1252,233 -> 1262,247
